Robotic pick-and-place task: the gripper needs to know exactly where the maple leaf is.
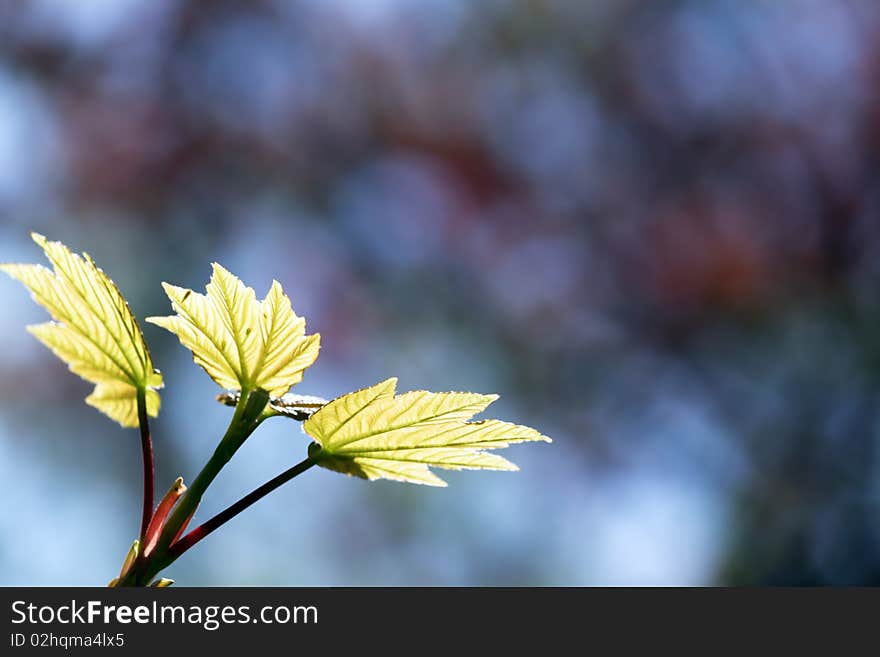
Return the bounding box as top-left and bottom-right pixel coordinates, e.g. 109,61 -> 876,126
0,233 -> 162,427
146,264 -> 320,396
304,378 -> 551,486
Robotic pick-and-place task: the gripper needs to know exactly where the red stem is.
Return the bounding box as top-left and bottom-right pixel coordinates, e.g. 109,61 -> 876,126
137,390 -> 155,544
167,456 -> 316,560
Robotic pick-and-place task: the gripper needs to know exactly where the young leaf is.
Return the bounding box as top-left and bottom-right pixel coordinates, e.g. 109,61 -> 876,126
304,378 -> 551,487
217,390 -> 328,420
146,264 -> 320,395
0,233 -> 163,427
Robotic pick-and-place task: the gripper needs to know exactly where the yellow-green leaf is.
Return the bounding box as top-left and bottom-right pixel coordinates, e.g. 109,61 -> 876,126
146,263 -> 320,395
0,233 -> 162,427
304,378 -> 551,487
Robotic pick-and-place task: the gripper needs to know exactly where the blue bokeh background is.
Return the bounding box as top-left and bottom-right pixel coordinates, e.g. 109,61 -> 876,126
2,0 -> 880,585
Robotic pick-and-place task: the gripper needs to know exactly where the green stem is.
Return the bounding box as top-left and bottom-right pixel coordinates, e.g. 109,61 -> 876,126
128,387 -> 269,585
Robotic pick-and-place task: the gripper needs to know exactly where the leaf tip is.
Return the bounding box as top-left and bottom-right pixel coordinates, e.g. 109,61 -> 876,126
210,261 -> 232,278
532,430 -> 553,443
158,281 -> 183,298
30,232 -> 47,248
24,321 -> 51,336
144,317 -> 169,331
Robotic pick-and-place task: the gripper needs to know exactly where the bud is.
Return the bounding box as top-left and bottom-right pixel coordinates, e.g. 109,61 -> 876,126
143,477 -> 187,557
118,539 -> 140,580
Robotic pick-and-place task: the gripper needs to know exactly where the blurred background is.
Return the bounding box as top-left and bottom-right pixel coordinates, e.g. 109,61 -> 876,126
1,0 -> 880,586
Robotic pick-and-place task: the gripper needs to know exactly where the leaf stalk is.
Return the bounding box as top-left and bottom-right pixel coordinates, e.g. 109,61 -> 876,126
136,388 -> 154,545
126,388 -> 269,584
